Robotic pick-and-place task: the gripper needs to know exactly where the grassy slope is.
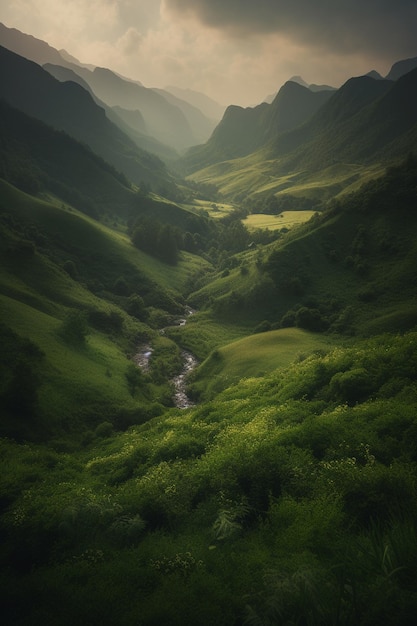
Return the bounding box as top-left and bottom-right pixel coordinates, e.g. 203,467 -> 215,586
186,159 -> 417,338
189,327 -> 336,399
244,210 -> 317,231
0,293 -> 140,433
0,180 -> 209,294
0,181 -> 212,438
2,331 -> 417,625
0,86 -> 417,623
188,155 -> 384,204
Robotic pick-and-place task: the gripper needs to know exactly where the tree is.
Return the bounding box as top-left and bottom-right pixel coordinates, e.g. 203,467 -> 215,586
127,295 -> 147,320
157,225 -> 179,265
125,364 -> 143,396
113,276 -> 129,296
60,310 -> 89,345
295,307 -> 325,332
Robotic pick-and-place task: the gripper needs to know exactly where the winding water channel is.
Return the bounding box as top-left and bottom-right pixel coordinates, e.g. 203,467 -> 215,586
133,308 -> 198,409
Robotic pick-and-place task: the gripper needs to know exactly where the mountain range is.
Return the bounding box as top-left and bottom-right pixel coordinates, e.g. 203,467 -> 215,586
1,20 -> 417,208
0,44 -> 170,188
2,20 -> 417,626
0,22 -> 220,153
182,80 -> 335,172
183,58 -> 417,204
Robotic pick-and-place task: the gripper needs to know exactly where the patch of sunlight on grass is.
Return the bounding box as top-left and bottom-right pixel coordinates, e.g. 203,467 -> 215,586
244,211 -> 317,231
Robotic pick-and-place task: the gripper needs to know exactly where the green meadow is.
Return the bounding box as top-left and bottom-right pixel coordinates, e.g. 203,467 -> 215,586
189,156 -> 385,205
188,327 -> 336,400
244,210 -> 317,231
183,198 -> 238,219
2,129 -> 417,625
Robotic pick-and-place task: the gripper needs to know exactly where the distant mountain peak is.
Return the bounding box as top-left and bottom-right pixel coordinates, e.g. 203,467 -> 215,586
58,48 -> 95,71
386,56 -> 417,81
164,85 -> 225,121
365,70 -> 384,80
289,75 -> 309,87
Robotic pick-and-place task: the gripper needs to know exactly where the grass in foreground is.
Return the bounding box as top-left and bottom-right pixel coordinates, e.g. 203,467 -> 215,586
1,331 -> 417,625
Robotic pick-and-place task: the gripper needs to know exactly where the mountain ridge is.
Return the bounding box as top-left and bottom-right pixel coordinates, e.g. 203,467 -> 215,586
0,45 -> 169,187
0,22 -> 215,151
42,62 -> 178,163
182,80 -> 334,173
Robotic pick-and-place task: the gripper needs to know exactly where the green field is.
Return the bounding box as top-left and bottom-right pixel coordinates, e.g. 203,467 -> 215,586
244,210 -> 317,231
182,198 -> 237,219
189,157 -> 385,204
189,327 -> 336,399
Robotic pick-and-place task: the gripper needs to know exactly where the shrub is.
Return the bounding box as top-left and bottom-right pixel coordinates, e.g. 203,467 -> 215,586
125,364 -> 142,396
94,422 -> 114,439
113,276 -> 130,296
295,307 -> 325,331
59,310 -> 89,345
329,367 -> 373,404
63,259 -> 78,279
254,320 -> 272,333
127,294 -> 147,320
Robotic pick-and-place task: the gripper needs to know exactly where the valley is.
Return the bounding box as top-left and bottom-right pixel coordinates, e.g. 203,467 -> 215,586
1,20 -> 417,626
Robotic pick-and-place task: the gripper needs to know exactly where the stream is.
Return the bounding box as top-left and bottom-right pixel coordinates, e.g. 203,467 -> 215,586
133,307 -> 198,409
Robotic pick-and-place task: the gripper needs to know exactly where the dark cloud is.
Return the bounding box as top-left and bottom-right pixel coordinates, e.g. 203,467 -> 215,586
164,0 -> 417,59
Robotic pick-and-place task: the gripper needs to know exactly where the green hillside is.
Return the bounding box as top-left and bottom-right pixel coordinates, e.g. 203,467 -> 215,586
0,180 -> 214,440
2,329 -> 417,625
181,81 -> 333,173
2,32 -> 417,626
187,71 -> 417,205
0,45 -> 170,187
183,157 -> 417,339
0,99 -> 134,218
187,327 -> 336,400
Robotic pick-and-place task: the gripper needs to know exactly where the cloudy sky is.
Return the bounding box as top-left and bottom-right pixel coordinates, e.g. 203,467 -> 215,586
1,0 -> 416,106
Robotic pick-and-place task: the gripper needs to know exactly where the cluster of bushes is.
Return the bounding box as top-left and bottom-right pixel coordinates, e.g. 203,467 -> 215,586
1,332 -> 417,624
130,217 -> 182,265
0,324 -> 45,439
248,191 -> 319,215
130,209 -> 256,267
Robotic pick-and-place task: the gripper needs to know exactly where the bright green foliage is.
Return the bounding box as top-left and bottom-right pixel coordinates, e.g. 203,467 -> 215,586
1,139 -> 417,625
2,331 -> 417,624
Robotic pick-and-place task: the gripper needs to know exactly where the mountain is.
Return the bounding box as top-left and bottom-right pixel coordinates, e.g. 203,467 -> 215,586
152,87 -> 217,145
43,63 -> 178,163
266,71 -> 417,170
265,77 -> 335,103
62,65 -> 196,151
0,21 -> 65,66
0,22 -> 212,152
55,64 -> 216,150
0,99 -> 134,218
186,69 -> 417,203
366,70 -> 384,80
266,81 -> 335,138
57,47 -> 95,70
0,45 -> 169,187
183,101 -> 270,171
386,55 -> 417,81
165,85 -> 225,122
182,81 -> 334,172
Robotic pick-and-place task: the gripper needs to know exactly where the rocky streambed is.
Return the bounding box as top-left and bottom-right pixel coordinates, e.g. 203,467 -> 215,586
133,308 -> 198,409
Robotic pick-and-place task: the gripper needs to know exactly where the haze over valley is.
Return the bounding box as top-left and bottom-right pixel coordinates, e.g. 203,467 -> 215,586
1,4 -> 417,624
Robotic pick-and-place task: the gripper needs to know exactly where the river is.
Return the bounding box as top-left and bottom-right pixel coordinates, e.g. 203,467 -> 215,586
133,307 -> 198,409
